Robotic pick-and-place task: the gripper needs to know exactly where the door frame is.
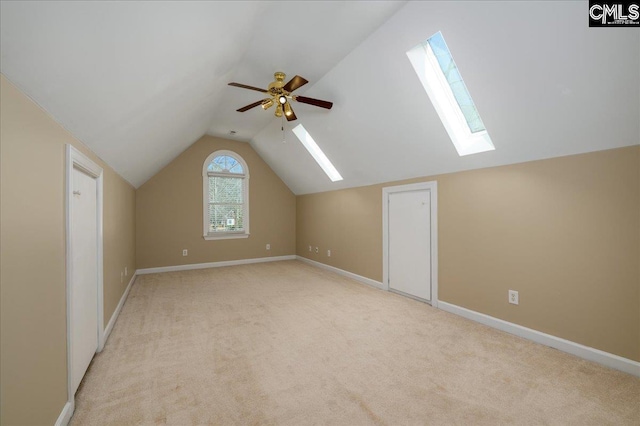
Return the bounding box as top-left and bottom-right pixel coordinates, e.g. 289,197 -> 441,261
382,181 -> 438,307
65,145 -> 104,408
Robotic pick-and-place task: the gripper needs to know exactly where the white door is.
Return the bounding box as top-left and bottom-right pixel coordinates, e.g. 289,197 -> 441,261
70,166 -> 99,395
388,189 -> 431,301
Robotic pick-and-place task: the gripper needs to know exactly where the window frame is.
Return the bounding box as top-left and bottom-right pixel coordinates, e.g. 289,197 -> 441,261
202,150 -> 250,240
406,31 -> 494,156
292,124 -> 343,182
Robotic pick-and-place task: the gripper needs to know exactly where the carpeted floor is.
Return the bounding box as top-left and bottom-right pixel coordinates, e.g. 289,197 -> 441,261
71,260 -> 640,425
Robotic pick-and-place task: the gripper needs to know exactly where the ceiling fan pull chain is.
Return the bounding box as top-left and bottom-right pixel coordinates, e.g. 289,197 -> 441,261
282,115 -> 286,144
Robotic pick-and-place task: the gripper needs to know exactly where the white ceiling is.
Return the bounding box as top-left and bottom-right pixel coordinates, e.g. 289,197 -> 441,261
2,1 -> 639,194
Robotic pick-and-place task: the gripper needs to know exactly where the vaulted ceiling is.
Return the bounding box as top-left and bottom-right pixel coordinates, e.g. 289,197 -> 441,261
1,1 -> 638,194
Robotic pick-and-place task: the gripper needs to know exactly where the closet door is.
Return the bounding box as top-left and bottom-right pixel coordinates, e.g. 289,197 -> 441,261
388,189 -> 431,301
70,166 -> 99,395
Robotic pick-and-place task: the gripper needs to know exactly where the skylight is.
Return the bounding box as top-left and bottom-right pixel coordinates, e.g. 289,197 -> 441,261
292,124 -> 343,182
407,31 -> 494,156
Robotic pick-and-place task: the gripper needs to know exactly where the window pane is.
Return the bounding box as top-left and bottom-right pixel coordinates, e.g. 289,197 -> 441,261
208,158 -> 224,172
207,155 -> 244,174
228,162 -> 243,174
427,32 -> 486,133
209,177 -> 243,204
208,204 -> 244,232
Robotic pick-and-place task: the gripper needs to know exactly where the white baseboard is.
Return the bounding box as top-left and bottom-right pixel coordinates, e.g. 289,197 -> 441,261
136,255 -> 297,275
99,272 -> 137,351
292,258 -> 639,377
296,256 -> 384,290
55,400 -> 74,426
438,301 -> 640,377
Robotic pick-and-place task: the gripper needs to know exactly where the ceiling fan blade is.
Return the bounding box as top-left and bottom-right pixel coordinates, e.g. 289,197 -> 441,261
294,96 -> 333,110
283,75 -> 309,93
236,99 -> 266,112
228,82 -> 268,93
285,104 -> 297,122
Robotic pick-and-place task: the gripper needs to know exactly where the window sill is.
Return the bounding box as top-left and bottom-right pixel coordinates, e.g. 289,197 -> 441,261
204,233 -> 250,241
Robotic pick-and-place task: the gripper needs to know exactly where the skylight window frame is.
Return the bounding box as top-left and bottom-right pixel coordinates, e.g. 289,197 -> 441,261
407,32 -> 494,156
292,124 -> 343,182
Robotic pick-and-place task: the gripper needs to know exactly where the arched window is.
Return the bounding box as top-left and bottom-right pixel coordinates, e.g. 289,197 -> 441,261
202,150 -> 249,240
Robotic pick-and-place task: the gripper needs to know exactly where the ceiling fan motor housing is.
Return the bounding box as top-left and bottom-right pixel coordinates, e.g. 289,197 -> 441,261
268,72 -> 287,96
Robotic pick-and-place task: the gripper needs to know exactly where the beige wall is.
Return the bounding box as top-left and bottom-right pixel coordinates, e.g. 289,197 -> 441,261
103,170 -> 137,324
136,135 -> 295,269
297,146 -> 640,362
1,68 -> 637,423
0,75 -> 136,425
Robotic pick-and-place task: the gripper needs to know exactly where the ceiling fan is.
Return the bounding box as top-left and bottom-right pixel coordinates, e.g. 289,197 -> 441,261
228,72 -> 333,121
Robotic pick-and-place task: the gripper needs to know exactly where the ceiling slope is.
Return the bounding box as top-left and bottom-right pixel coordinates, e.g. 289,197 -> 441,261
2,2 -> 638,194
251,1 -> 640,194
0,1 -> 405,187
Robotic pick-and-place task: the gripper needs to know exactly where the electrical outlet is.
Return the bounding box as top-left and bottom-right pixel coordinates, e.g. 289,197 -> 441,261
327,249 -> 331,257
124,266 -> 128,276
308,245 -> 312,252
509,290 -> 519,305
182,249 -> 188,256
315,246 -> 319,253
266,243 -> 271,250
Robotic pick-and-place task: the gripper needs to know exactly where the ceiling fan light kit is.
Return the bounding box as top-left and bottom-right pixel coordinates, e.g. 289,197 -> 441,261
284,102 -> 293,117
229,72 -> 333,122
261,98 -> 274,110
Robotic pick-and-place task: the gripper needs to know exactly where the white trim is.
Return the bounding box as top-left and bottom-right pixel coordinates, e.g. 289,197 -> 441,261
69,148 -> 102,177
54,400 -> 74,426
101,272 -> 137,348
136,255 -> 296,275
382,181 -> 438,307
296,256 -> 385,290
202,150 -> 250,239
65,145 -> 104,423
438,301 -> 640,377
204,233 -> 250,241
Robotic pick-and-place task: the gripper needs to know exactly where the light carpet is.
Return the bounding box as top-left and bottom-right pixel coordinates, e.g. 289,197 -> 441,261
71,260 -> 640,425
